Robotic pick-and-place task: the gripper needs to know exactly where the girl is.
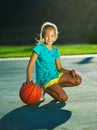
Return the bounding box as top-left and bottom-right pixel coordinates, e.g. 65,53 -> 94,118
26,22 -> 82,102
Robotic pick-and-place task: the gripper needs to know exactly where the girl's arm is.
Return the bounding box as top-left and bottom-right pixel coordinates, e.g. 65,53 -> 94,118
56,58 -> 79,80
26,52 -> 38,82
56,58 -> 69,73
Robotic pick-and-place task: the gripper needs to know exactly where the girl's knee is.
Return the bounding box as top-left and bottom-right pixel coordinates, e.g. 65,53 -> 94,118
72,75 -> 82,86
58,94 -> 68,102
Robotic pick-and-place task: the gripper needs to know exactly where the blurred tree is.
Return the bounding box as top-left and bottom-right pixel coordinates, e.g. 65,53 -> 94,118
0,0 -> 97,45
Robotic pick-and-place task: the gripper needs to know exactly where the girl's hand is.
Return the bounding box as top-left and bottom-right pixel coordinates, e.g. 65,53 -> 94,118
26,80 -> 33,84
22,80 -> 33,85
70,69 -> 79,80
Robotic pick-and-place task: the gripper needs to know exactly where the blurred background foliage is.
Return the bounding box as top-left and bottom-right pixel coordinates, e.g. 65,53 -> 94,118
0,0 -> 97,45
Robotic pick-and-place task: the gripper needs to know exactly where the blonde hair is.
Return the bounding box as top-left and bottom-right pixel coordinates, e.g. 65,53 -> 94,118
38,22 -> 58,43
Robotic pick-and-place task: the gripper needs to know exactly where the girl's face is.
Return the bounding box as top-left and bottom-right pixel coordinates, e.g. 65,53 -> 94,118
44,29 -> 56,45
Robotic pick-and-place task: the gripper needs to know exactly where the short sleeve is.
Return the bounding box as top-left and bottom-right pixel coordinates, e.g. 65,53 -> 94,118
33,44 -> 42,55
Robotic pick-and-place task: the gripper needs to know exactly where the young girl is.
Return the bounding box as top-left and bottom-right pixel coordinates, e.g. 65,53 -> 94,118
26,22 -> 82,102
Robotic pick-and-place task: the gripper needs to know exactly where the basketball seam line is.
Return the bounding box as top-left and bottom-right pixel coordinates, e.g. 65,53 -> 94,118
26,85 -> 36,103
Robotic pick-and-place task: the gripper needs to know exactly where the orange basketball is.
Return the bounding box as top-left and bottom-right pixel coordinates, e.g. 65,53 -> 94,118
19,82 -> 42,105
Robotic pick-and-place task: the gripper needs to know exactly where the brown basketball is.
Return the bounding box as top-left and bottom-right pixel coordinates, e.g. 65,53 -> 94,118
19,83 -> 42,105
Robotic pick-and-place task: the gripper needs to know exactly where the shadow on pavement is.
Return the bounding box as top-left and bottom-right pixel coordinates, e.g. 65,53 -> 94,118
0,100 -> 72,130
75,57 -> 93,64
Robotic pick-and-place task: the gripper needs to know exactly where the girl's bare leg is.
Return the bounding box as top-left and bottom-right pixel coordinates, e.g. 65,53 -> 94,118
58,72 -> 82,87
45,83 -> 68,102
45,71 -> 82,102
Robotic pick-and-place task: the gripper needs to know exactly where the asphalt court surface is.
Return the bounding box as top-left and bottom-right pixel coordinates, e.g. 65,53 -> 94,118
0,54 -> 97,130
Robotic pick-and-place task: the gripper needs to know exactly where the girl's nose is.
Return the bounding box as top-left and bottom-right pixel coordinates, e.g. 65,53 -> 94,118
48,36 -> 51,40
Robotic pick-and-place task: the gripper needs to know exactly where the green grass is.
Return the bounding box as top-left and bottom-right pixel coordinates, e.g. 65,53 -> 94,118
0,45 -> 33,58
0,44 -> 97,58
57,44 -> 97,55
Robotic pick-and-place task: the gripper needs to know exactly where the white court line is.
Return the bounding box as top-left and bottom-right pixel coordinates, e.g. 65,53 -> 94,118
61,54 -> 97,59
0,54 -> 97,61
0,57 -> 30,61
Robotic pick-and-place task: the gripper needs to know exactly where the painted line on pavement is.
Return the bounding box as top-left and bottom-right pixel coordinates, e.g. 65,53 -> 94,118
0,54 -> 97,61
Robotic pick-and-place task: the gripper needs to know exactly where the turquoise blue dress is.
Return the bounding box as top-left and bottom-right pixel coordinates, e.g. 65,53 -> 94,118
33,43 -> 60,86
